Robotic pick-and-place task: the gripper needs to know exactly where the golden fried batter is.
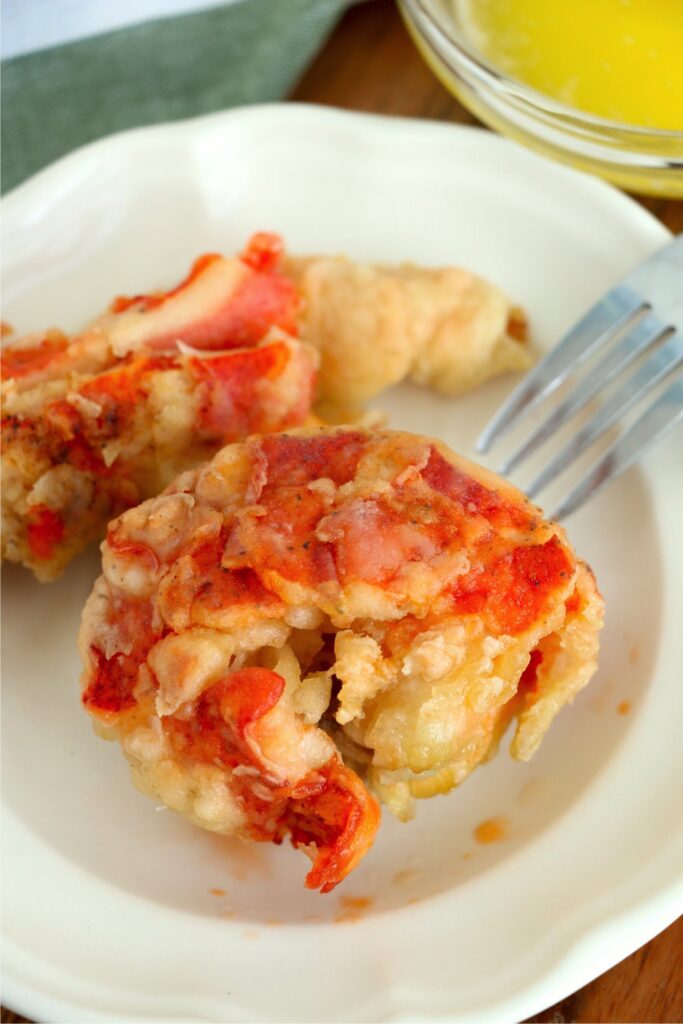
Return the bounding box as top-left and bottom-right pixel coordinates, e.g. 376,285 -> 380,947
285,253 -> 530,404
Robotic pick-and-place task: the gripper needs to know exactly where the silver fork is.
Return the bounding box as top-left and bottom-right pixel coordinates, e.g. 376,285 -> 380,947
476,234 -> 683,520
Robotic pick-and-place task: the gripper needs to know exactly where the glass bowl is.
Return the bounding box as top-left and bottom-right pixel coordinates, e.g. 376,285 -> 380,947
399,0 -> 683,197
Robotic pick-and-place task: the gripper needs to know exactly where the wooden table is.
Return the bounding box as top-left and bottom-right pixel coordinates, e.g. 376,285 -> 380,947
2,3 -> 681,1023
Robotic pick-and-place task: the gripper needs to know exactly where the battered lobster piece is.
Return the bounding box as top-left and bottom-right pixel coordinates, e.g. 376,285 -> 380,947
79,427 -> 603,892
283,253 -> 531,405
2,232 -> 530,581
1,236 -> 316,580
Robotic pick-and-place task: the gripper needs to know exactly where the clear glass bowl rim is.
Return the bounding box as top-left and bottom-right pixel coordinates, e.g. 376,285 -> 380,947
402,0 -> 683,140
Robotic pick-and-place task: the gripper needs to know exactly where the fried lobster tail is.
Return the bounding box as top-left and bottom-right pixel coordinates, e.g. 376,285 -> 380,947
1,235 -> 316,580
79,426 -> 603,890
284,252 -> 531,405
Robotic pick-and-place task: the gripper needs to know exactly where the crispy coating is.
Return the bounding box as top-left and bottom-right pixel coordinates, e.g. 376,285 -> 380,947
79,427 -> 603,890
1,236 -> 316,580
2,337 -> 316,580
285,254 -> 531,405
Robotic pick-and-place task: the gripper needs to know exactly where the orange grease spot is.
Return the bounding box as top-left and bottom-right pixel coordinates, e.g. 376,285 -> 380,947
209,888 -> 226,897
335,895 -> 373,923
518,778 -> 545,806
474,817 -> 509,845
392,869 -> 419,886
507,307 -> 528,342
617,701 -> 632,716
628,644 -> 640,666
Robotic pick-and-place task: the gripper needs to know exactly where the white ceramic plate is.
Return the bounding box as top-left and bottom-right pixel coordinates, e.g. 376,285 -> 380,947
2,105 -> 682,1024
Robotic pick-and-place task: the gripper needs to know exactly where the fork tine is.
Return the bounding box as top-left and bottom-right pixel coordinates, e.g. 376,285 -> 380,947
499,314 -> 669,474
550,378 -> 683,520
526,330 -> 683,498
475,284 -> 647,453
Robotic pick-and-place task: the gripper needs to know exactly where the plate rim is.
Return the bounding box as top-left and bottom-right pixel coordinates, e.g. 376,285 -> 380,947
1,101 -> 673,242
2,102 -> 680,1024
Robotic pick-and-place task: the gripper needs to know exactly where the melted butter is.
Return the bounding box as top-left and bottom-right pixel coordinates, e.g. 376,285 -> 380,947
458,0 -> 683,129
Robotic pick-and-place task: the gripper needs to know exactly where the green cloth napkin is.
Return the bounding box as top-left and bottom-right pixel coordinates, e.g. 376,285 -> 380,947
1,0 -> 347,194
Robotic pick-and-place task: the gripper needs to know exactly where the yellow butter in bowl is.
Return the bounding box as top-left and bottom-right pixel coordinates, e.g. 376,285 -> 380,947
458,0 -> 683,130
401,0 -> 683,194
